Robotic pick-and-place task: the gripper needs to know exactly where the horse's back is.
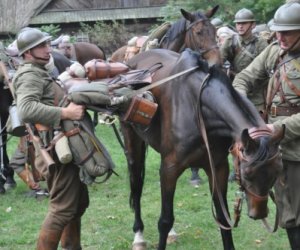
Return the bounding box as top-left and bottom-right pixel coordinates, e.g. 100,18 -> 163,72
127,49 -> 180,81
74,42 -> 106,65
110,45 -> 127,63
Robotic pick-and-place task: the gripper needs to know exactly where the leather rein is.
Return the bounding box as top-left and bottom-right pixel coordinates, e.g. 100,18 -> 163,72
196,75 -> 279,232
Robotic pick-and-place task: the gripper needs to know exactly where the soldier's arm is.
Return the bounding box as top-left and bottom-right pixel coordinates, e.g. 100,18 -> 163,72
273,114 -> 300,144
14,73 -> 62,127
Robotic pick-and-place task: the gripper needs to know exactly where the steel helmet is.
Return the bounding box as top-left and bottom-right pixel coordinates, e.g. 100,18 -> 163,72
17,28 -> 52,56
271,3 -> 300,31
234,8 -> 255,23
211,18 -> 223,28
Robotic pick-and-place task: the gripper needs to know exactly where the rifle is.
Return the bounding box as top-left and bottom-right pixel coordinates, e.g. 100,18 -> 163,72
25,124 -> 56,170
1,61 -> 56,171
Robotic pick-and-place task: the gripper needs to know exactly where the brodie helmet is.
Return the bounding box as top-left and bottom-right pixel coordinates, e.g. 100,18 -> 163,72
271,3 -> 300,31
17,28 -> 52,56
211,17 -> 223,28
234,8 -> 255,23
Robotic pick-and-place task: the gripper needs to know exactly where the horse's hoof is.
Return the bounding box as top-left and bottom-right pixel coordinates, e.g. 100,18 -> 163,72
190,177 -> 203,187
132,242 -> 147,250
167,234 -> 177,244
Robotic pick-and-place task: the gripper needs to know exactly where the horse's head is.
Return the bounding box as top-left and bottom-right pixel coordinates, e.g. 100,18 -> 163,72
181,6 -> 221,66
231,126 -> 284,219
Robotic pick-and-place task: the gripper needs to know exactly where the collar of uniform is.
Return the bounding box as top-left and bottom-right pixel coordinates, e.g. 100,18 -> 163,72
240,34 -> 257,45
23,61 -> 47,71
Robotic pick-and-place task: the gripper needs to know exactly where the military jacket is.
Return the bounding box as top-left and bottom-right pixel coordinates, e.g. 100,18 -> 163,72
233,42 -> 300,161
221,34 -> 268,108
13,63 -> 61,128
221,34 -> 268,73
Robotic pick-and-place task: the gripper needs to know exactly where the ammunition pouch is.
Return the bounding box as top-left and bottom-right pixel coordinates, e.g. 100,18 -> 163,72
122,96 -> 158,126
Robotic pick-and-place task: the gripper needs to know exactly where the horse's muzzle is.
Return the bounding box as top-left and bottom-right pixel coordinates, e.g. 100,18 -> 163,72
247,197 -> 269,220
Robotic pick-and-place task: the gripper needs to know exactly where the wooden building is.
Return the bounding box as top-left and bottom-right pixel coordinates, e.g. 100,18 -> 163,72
0,0 -> 167,37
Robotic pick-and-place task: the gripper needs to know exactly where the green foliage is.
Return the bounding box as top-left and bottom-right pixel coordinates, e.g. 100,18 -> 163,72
78,21 -> 132,55
160,0 -> 283,25
39,24 -> 61,37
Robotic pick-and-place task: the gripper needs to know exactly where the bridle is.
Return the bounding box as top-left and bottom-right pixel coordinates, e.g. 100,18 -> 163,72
186,18 -> 219,56
195,69 -> 279,232
230,127 -> 273,199
230,127 -> 280,231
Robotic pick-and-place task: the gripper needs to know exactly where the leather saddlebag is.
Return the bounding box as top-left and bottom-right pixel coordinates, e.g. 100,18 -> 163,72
84,59 -> 129,81
122,96 -> 158,126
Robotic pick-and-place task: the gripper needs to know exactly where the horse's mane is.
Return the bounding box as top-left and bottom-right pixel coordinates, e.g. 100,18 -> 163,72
245,137 -> 271,167
163,11 -> 206,47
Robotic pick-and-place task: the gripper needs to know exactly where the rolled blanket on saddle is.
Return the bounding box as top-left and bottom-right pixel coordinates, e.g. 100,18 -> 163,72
66,82 -> 131,111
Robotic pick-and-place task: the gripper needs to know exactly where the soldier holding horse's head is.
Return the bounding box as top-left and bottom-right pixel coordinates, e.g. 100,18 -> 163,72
233,2 -> 300,248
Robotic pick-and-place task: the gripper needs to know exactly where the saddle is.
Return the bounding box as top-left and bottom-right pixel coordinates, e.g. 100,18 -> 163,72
60,62 -> 163,125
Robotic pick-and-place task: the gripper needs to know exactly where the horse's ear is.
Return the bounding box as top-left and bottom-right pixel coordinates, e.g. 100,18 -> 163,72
205,5 -> 219,18
180,9 -> 194,22
269,124 -> 285,146
241,128 -> 259,154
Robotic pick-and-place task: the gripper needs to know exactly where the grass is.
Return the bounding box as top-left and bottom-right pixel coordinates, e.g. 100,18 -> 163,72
0,123 -> 289,250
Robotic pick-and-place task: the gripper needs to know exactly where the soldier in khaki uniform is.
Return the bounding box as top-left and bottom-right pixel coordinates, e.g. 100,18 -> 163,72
221,8 -> 269,182
13,28 -> 88,249
220,8 -> 269,110
233,3 -> 300,248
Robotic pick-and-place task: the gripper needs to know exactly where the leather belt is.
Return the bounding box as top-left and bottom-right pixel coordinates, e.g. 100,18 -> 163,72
270,105 -> 300,117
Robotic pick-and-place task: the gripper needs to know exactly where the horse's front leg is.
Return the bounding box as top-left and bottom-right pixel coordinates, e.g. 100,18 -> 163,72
121,123 -> 147,250
206,158 -> 235,250
157,159 -> 182,250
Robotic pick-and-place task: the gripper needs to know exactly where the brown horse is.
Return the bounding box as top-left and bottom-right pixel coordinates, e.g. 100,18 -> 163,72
110,6 -> 221,66
57,41 -> 106,65
119,49 -> 284,250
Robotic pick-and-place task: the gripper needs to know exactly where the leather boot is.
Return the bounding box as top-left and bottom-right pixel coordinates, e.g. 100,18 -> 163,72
0,176 -> 5,194
36,228 -> 61,250
287,226 -> 300,250
5,175 -> 17,190
60,218 -> 82,250
17,169 -> 40,190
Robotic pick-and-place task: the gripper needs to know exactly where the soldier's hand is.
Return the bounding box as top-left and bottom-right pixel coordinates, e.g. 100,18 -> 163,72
266,124 -> 275,133
61,102 -> 85,120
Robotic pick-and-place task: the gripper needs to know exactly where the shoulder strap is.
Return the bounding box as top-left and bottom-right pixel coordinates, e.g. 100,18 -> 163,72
282,64 -> 300,97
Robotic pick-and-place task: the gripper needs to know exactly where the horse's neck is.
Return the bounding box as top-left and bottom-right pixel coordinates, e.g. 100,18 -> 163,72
202,83 -> 264,140
160,27 -> 186,53
164,37 -> 185,52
